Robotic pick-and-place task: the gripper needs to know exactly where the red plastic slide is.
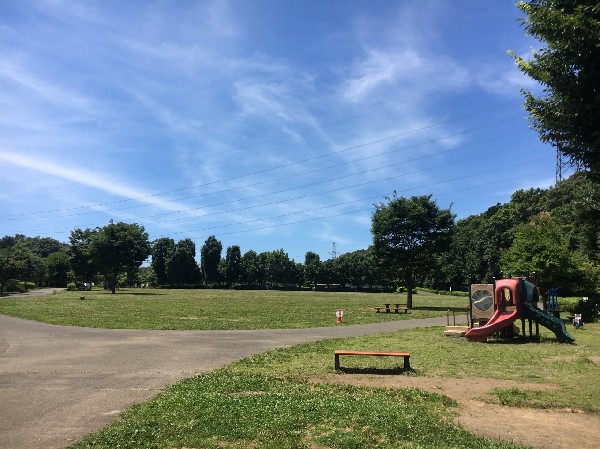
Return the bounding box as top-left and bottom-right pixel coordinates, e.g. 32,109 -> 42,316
465,307 -> 519,341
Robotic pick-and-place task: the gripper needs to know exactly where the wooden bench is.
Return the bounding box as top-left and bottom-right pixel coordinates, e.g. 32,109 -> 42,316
334,350 -> 411,371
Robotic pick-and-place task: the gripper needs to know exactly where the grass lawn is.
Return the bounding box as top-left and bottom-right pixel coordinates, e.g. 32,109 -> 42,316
0,288 -> 468,329
229,323 -> 600,413
5,288 -> 596,448
70,323 -> 600,449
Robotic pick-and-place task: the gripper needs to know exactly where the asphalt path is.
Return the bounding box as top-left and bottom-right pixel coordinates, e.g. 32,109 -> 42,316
0,291 -> 447,449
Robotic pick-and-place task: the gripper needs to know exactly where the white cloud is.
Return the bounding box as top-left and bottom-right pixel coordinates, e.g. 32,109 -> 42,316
0,61 -> 98,115
342,47 -> 470,103
0,151 -> 202,215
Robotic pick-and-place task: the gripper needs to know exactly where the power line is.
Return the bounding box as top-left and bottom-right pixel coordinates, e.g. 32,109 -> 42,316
2,101 -> 517,219
2,113 -> 523,221
3,149 -> 547,237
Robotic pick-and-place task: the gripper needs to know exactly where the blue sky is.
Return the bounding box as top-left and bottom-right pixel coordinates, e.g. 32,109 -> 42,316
0,0 -> 556,263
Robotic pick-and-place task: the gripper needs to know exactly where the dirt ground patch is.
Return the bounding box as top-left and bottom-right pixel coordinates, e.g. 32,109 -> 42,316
314,374 -> 600,449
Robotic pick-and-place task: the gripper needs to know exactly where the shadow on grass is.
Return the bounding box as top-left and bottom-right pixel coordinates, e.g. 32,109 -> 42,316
413,306 -> 467,312
120,291 -> 168,296
483,336 -> 574,345
335,367 -> 413,375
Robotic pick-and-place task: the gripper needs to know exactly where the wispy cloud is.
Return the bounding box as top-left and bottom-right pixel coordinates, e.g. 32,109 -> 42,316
0,151 -> 201,215
0,61 -> 98,115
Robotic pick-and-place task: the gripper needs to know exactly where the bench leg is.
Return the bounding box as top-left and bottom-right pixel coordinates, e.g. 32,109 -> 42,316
403,356 -> 411,371
335,354 -> 341,370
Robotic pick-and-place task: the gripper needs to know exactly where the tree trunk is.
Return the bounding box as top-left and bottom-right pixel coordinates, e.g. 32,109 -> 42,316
405,272 -> 413,309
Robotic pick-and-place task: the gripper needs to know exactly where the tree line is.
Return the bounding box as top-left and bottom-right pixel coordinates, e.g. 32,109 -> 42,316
1,172 -> 598,300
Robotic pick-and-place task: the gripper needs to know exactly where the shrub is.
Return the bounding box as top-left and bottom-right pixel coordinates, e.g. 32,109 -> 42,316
5,279 -> 21,292
66,283 -> 77,291
558,297 -> 579,313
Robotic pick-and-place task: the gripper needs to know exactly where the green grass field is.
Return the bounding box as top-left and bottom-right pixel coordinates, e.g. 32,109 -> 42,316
0,288 -> 468,329
71,322 -> 599,449
229,324 -> 600,413
3,287 -> 596,448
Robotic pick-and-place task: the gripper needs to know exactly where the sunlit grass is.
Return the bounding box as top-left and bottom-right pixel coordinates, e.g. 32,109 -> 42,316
0,288 -> 468,329
229,323 -> 600,413
72,369 -> 523,449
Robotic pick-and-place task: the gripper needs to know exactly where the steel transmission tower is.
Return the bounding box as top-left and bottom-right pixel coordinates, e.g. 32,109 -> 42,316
556,147 -> 581,184
329,242 -> 337,259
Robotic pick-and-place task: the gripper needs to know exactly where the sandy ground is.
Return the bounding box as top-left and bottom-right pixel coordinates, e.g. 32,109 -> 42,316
318,374 -> 600,449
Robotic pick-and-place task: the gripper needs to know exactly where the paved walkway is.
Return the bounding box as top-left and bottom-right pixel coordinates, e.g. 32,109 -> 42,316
0,310 -> 446,449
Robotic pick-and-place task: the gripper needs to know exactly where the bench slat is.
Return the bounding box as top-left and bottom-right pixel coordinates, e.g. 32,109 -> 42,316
335,350 -> 409,357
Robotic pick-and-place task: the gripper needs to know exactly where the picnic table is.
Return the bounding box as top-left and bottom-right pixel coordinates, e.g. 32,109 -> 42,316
374,303 -> 409,314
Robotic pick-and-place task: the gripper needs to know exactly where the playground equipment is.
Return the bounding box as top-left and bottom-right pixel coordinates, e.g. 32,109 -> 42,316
547,287 -> 560,317
444,309 -> 470,336
465,278 -> 574,343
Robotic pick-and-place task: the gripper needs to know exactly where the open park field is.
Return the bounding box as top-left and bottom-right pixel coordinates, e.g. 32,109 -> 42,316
1,288 -> 598,449
0,288 -> 467,329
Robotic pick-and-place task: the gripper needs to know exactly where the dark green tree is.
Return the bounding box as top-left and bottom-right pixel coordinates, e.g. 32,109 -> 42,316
511,1 -> 600,180
165,239 -> 201,287
201,235 -> 222,286
13,244 -> 45,290
303,251 -> 321,288
240,250 -> 265,287
372,194 -> 454,307
151,237 -> 175,286
45,251 -> 71,287
0,249 -> 20,293
225,245 -> 242,287
69,228 -> 97,286
501,212 -> 581,294
264,249 -> 295,288
90,222 -> 150,294
23,236 -> 66,258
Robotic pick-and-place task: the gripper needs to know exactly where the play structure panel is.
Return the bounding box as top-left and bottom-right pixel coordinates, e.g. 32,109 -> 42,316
471,284 -> 494,321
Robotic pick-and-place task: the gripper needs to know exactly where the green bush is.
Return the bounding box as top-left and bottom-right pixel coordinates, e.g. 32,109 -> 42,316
558,297 -> 579,313
66,283 -> 77,291
5,280 -> 21,292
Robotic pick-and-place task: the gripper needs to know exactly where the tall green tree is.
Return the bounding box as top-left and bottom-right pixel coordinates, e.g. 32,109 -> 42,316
0,249 -> 20,294
304,251 -> 321,288
13,244 -> 45,290
165,239 -> 201,287
225,245 -> 242,287
45,251 -> 71,287
69,228 -> 97,285
372,194 -> 454,307
240,250 -> 265,287
201,235 -> 222,286
511,1 -> 600,180
90,222 -> 150,294
151,237 -> 175,286
264,249 -> 295,288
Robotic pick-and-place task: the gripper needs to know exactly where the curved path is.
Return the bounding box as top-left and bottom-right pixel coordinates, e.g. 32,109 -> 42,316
0,311 -> 446,449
